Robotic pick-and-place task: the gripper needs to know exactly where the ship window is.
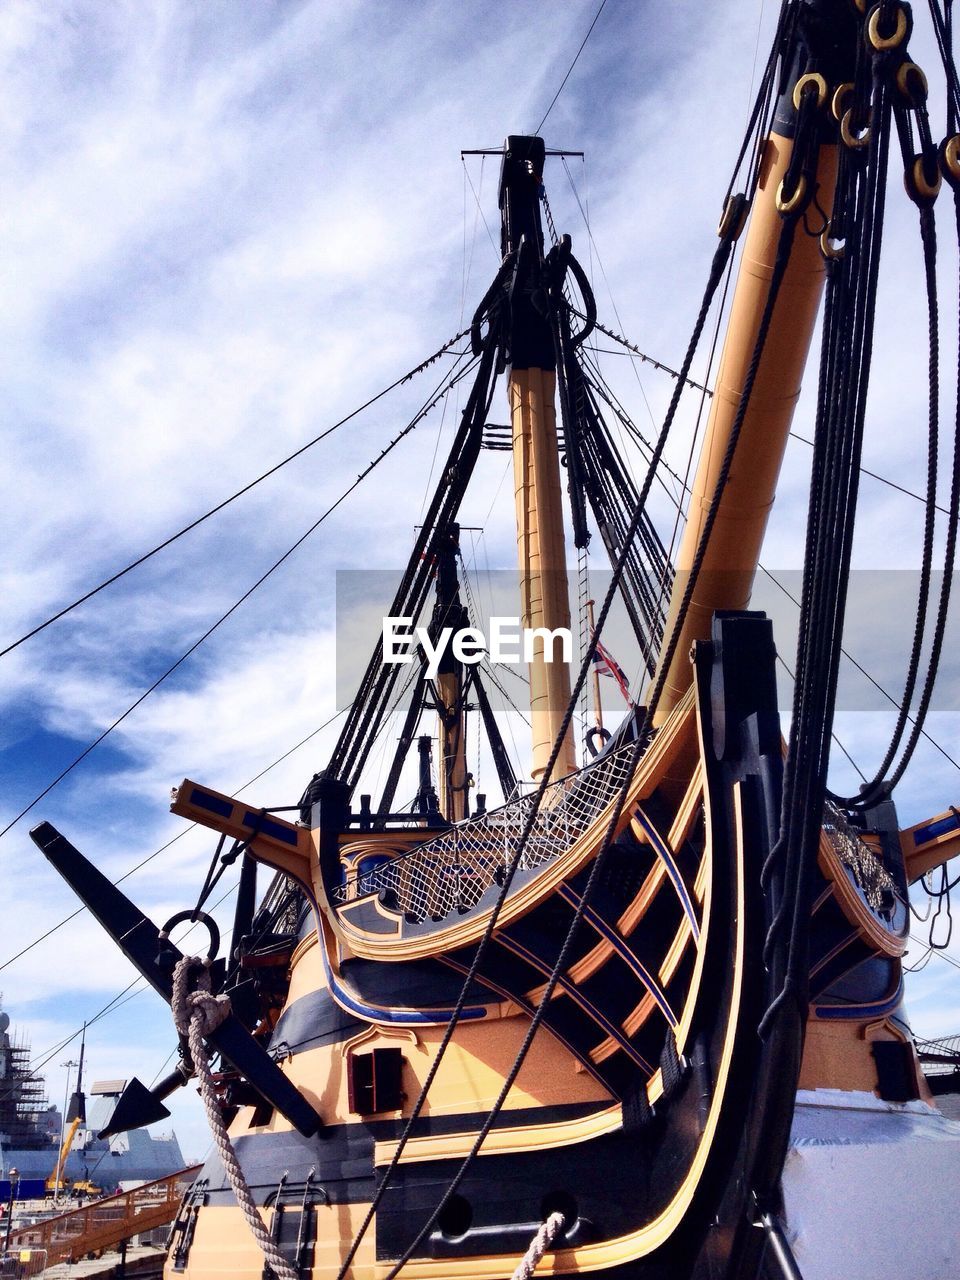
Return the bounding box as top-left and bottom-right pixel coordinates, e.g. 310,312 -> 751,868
347,1047 -> 404,1115
871,1041 -> 920,1103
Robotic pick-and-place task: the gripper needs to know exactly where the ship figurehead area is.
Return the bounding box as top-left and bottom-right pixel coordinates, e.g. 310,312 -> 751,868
19,2 -> 960,1279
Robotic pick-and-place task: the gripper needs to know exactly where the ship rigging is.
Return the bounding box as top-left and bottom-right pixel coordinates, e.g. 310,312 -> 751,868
4,1 -> 960,1278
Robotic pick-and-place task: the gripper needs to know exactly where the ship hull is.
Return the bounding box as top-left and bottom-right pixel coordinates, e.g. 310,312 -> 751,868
167,615 -> 780,1277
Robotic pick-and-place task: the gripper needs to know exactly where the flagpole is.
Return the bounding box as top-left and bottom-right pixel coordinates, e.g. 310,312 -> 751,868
586,598 -> 603,736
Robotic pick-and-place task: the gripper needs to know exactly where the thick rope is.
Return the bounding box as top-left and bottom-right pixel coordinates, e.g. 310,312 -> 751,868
172,956 -> 298,1280
510,1212 -> 566,1280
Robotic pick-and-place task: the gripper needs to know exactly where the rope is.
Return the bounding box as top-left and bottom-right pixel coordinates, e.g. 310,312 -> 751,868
339,21 -> 795,1272
372,213 -> 739,1280
0,354 -> 474,843
0,704 -> 348,976
643,216 -> 798,728
576,546 -> 591,750
759,8 -> 897,1038
821,16 -> 960,810
535,0 -> 609,133
172,956 -> 298,1280
510,1212 -> 566,1280
327,333 -> 498,788
833,59 -> 943,803
1,327 -> 471,660
574,312 -> 713,395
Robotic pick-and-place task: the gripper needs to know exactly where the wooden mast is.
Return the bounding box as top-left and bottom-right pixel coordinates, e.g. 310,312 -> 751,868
500,136 -> 577,782
586,598 -> 604,736
652,87 -> 839,725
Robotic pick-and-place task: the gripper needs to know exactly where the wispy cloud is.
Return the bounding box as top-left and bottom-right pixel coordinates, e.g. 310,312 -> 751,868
2,0 -> 958,1158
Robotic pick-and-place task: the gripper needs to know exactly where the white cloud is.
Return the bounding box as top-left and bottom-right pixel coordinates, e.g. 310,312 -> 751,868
1,0 -> 959,1166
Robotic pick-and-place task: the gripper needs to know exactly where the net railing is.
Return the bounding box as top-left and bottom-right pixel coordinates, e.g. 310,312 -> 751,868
916,1034 -> 960,1074
823,799 -> 897,911
335,746 -> 638,922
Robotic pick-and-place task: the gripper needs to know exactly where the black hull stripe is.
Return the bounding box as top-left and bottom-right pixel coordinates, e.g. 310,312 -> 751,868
193,1100 -> 607,1206
268,986 -> 367,1057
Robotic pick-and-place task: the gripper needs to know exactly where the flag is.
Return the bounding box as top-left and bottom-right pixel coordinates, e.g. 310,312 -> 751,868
592,639 -> 634,706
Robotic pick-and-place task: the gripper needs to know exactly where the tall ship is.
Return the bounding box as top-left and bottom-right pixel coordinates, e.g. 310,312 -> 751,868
22,0 -> 960,1277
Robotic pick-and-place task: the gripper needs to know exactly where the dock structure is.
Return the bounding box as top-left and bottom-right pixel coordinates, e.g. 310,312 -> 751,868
4,1165 -> 200,1272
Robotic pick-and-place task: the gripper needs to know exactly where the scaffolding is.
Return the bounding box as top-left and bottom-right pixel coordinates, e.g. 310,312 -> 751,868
0,1017 -> 51,1152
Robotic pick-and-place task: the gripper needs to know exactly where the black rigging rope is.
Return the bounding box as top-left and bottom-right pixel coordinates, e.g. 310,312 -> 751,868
879,203 -> 960,795
759,566 -> 960,775
341,28 -> 802,1266
833,199 -> 940,802
724,1 -> 796,203
928,0 -> 960,125
759,20 -> 896,1043
326,339 -> 495,790
0,878 -> 240,1108
0,705 -> 350,975
571,311 -> 714,394
380,206 -> 797,1274
830,26 -> 960,807
0,355 -> 477,843
790,429 -> 952,512
644,219 -> 799,728
535,0 -> 609,133
576,315 -> 954,513
0,980 -> 143,1108
0,329 -> 470,660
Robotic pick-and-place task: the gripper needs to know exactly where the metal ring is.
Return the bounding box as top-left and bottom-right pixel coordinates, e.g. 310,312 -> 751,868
831,82 -> 854,123
792,72 -> 829,112
908,154 -> 941,202
775,173 -> 807,216
941,135 -> 960,184
160,910 -> 221,962
820,226 -> 846,259
717,192 -> 749,241
895,61 -> 928,102
867,5 -> 908,51
841,108 -> 871,149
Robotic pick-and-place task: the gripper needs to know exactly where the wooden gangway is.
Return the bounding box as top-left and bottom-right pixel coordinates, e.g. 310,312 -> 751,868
8,1166 -> 201,1269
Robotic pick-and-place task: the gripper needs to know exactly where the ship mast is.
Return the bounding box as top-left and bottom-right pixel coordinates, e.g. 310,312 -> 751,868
499,136 -> 577,782
651,8 -> 852,725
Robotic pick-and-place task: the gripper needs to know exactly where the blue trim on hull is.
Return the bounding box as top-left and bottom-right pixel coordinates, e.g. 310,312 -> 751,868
633,807 -> 700,939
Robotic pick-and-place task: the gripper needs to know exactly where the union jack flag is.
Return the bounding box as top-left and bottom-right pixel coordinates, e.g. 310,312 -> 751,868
592,639 -> 634,706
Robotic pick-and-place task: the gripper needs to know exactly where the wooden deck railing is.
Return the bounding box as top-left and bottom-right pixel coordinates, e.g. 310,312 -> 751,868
8,1165 -> 201,1268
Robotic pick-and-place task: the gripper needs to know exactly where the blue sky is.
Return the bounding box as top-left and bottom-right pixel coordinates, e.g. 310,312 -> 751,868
1,0 -> 959,1162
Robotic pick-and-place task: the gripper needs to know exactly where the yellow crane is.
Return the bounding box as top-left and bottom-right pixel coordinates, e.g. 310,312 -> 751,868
45,1116 -> 81,1195
45,1023 -> 100,1199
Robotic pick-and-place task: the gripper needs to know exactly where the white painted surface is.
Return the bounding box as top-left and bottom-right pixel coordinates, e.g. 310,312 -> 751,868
782,1090 -> 960,1280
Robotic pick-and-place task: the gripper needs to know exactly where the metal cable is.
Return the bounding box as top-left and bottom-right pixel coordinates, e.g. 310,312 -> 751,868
1,330 -> 470,660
